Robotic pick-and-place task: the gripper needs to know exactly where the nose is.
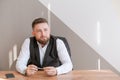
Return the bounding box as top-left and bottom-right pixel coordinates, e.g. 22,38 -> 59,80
41,31 -> 45,37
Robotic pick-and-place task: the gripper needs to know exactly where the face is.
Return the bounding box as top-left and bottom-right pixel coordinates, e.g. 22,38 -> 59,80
32,23 -> 50,45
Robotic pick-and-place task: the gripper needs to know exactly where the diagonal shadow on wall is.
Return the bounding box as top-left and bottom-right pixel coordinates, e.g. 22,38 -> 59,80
0,0 -> 119,75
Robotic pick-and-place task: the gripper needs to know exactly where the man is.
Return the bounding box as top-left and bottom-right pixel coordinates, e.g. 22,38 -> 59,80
16,18 -> 73,76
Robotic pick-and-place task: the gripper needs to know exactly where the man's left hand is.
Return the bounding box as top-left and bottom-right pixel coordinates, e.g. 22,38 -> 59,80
43,67 -> 57,76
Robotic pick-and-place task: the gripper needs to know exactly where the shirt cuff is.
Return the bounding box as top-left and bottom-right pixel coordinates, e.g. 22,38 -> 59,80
56,67 -> 61,75
56,67 -> 70,75
17,66 -> 27,75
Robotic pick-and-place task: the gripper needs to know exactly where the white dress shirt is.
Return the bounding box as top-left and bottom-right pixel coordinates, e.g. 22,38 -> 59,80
16,38 -> 73,75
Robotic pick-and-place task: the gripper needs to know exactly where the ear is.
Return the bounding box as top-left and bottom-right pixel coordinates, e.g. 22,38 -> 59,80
32,31 -> 35,36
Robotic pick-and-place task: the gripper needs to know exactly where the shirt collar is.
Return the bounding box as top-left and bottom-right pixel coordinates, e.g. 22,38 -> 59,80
37,40 -> 49,48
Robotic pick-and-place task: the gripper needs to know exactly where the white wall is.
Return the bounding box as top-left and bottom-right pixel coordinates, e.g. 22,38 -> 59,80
0,0 -> 48,70
39,0 -> 120,72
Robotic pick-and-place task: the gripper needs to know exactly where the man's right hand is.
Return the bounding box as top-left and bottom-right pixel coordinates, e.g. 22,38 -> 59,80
25,64 -> 38,76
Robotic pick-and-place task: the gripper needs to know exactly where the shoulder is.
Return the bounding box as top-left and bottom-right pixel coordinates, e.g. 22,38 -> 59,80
55,36 -> 67,46
22,38 -> 30,46
51,35 -> 65,43
56,38 -> 66,48
51,35 -> 66,46
56,38 -> 64,44
24,37 -> 36,42
24,38 -> 30,42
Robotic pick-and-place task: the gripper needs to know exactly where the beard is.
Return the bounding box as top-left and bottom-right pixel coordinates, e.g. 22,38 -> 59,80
37,37 -> 50,45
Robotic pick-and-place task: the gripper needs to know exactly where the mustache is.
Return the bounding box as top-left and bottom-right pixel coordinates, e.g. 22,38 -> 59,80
38,38 -> 49,45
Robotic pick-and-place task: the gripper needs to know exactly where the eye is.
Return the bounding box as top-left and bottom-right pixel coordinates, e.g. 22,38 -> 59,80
44,28 -> 48,32
36,29 -> 42,33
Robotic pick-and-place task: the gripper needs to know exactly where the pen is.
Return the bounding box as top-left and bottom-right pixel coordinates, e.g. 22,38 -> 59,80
38,67 -> 44,70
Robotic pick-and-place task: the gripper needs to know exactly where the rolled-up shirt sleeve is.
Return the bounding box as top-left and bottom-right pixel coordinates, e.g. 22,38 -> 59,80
56,39 -> 73,75
16,38 -> 30,74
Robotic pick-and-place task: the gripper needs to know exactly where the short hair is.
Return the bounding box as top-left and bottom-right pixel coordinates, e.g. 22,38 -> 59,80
32,18 -> 48,29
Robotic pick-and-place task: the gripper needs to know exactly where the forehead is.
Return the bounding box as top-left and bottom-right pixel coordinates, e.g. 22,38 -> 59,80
33,23 -> 49,30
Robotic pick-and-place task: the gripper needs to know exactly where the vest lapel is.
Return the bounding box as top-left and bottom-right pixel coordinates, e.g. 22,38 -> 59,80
42,37 -> 53,67
34,42 -> 42,67
29,37 -> 42,67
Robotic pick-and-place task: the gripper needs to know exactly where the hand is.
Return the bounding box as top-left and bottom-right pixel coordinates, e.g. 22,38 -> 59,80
25,64 -> 38,76
44,67 -> 57,76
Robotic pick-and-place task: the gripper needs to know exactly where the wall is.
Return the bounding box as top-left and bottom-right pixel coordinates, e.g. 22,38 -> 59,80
0,0 -> 119,75
39,0 -> 120,74
0,0 -> 48,70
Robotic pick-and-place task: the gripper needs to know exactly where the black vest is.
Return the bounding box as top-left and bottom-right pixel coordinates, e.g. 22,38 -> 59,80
27,35 -> 61,68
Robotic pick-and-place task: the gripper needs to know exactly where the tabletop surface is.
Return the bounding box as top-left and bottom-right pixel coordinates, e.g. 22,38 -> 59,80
0,70 -> 120,80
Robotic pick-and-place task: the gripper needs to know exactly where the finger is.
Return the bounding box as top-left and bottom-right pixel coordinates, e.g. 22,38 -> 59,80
29,69 -> 37,74
29,65 -> 38,68
46,71 -> 56,76
45,69 -> 56,75
45,69 -> 54,72
44,67 -> 55,73
29,67 -> 38,71
44,67 -> 54,70
28,65 -> 38,71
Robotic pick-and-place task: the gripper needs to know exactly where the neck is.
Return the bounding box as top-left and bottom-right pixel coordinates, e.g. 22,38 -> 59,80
41,44 -> 45,47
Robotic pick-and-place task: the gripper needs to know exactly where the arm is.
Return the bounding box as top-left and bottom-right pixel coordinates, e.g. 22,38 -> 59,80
56,39 -> 73,75
16,38 -> 38,76
16,38 -> 30,74
44,39 -> 73,76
